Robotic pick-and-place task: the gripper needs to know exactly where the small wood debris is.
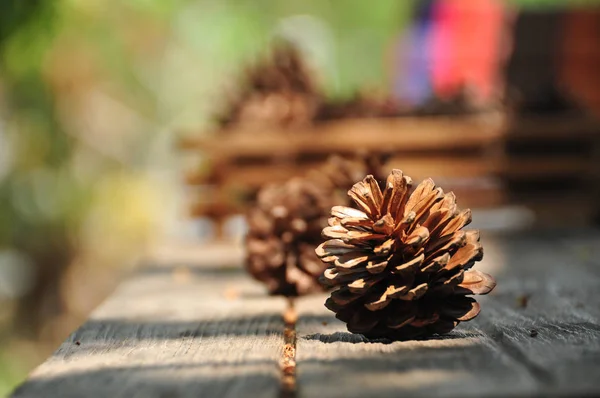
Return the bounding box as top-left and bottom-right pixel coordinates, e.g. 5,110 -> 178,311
284,328 -> 296,340
281,335 -> 297,397
517,294 -> 530,308
529,329 -> 538,337
281,343 -> 296,376
222,286 -> 240,301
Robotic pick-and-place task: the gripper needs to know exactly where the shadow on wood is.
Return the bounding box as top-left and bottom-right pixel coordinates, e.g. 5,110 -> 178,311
12,362 -> 279,398
301,330 -> 485,345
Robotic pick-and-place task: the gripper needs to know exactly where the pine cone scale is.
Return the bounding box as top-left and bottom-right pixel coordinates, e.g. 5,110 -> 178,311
334,253 -> 371,269
456,270 -> 496,295
383,171 -> 412,217
440,297 -> 480,321
426,230 -> 467,259
385,304 -> 417,329
366,259 -> 388,274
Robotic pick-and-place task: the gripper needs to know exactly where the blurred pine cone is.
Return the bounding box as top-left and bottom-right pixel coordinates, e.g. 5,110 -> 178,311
305,154 -> 388,204
217,43 -> 322,130
316,170 -> 496,340
245,155 -> 385,296
317,91 -> 401,121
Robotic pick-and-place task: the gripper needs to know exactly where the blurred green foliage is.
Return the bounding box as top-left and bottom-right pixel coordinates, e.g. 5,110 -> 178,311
0,1 -> 414,393
0,0 -> 82,249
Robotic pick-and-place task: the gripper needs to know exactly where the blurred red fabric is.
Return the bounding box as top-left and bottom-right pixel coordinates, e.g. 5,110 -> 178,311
430,0 -> 505,102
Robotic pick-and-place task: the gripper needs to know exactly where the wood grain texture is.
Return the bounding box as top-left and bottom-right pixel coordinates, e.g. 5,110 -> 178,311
505,115 -> 599,140
185,156 -> 493,186
178,113 -> 503,157
188,181 -> 507,219
12,255 -> 286,398
12,232 -> 600,397
295,231 -> 600,398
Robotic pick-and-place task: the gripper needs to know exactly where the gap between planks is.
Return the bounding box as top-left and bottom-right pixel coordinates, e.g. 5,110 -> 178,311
281,298 -> 298,398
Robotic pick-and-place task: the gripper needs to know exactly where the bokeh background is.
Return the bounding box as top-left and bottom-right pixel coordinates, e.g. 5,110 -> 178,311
1,0 -> 599,394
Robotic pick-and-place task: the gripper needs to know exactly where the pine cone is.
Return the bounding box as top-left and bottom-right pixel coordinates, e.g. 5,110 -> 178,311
305,154 -> 387,204
246,178 -> 330,296
246,155 -> 385,297
317,91 -> 401,121
216,43 -> 321,130
316,170 -> 496,340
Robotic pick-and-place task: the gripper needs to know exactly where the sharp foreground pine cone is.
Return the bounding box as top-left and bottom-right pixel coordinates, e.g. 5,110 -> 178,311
316,170 -> 496,340
246,156 -> 385,297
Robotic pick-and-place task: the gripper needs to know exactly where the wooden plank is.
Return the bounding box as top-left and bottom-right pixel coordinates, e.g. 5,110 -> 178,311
12,249 -> 286,398
497,156 -> 592,178
516,196 -> 596,228
143,241 -> 244,268
506,115 -> 600,140
471,231 -> 600,395
188,182 -> 508,219
185,155 -> 594,188
178,113 -> 504,158
185,156 -> 493,187
295,231 -> 600,397
188,193 -> 596,229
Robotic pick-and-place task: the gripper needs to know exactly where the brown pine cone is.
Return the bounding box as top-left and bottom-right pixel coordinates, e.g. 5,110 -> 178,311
245,155 -> 385,297
216,43 -> 322,130
305,154 -> 387,204
317,90 -> 401,121
316,170 -> 496,340
246,178 -> 330,296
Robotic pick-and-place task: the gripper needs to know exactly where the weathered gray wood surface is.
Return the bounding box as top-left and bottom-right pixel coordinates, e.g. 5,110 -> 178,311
296,230 -> 600,398
12,231 -> 600,398
12,243 -> 286,398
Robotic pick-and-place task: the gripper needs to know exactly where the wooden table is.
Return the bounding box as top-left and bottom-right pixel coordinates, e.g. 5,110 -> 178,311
11,230 -> 600,397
